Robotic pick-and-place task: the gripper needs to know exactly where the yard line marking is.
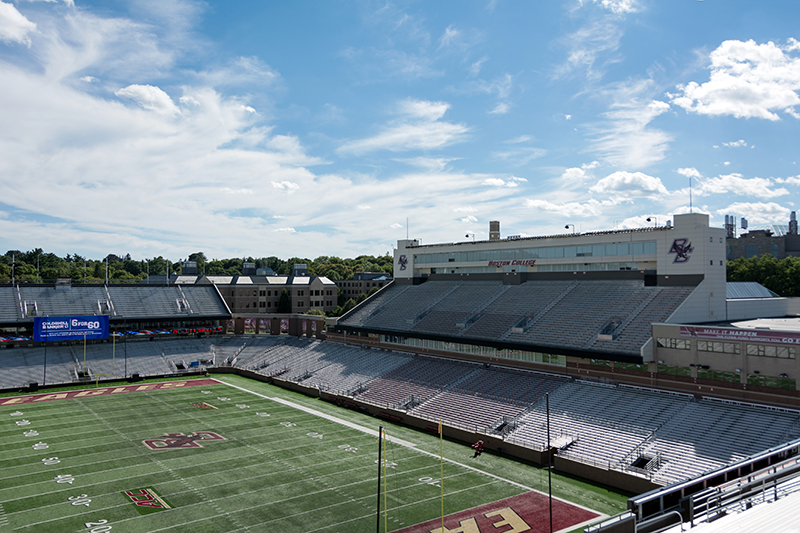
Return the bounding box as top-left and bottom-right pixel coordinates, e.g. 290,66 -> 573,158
218,377 -> 605,516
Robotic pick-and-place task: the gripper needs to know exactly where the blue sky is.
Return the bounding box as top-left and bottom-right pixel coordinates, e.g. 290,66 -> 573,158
0,0 -> 798,261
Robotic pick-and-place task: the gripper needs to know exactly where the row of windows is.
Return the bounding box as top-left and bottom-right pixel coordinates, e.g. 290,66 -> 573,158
380,335 -> 566,366
414,241 -> 657,265
698,340 -> 740,354
657,338 -> 691,349
232,289 -> 333,297
747,344 -> 796,359
238,300 -> 334,309
658,337 -> 797,360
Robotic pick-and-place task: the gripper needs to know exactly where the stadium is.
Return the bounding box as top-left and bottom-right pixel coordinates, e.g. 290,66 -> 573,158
2,212 -> 800,532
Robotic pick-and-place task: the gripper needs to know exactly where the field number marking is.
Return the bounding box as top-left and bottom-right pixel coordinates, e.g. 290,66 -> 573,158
307,432 -> 324,439
280,421 -> 296,427
255,412 -> 270,417
42,457 -> 60,465
15,419 -> 31,426
10,411 -> 23,416
55,474 -> 75,485
69,494 -> 91,507
236,404 -> 249,409
217,397 -> 230,401
85,520 -> 111,532
23,430 -> 39,437
338,444 -> 358,453
375,459 -> 398,469
419,476 -> 441,487
32,441 -> 49,450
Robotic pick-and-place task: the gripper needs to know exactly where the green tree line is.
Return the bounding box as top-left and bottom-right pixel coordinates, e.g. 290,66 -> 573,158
0,249 -> 393,283
727,255 -> 800,297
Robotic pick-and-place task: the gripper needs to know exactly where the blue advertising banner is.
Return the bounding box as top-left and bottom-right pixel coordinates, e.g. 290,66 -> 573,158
34,315 -> 109,342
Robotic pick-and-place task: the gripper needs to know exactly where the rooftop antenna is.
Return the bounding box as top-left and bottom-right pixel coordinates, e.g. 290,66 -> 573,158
689,177 -> 693,214
406,217 -> 409,240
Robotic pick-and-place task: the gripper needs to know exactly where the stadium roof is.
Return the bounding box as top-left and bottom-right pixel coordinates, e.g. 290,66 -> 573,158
0,284 -> 230,325
726,281 -> 778,299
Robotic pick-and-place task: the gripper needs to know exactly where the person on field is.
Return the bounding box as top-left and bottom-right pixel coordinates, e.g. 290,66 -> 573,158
471,440 -> 484,458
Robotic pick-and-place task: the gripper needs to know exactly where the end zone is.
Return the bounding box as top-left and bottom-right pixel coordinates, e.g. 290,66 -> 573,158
0,378 -> 222,406
392,491 -> 601,533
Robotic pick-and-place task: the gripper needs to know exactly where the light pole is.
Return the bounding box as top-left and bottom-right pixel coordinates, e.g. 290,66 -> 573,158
646,217 -> 658,227
565,224 -> 575,234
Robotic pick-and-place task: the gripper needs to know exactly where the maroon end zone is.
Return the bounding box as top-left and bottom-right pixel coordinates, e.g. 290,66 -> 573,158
0,378 -> 221,406
392,491 -> 600,533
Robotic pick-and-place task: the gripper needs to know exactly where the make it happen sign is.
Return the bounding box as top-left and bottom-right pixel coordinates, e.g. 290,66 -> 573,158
34,316 -> 109,342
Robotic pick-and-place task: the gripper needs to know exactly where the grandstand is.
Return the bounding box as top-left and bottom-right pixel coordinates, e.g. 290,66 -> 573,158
3,213 -> 800,531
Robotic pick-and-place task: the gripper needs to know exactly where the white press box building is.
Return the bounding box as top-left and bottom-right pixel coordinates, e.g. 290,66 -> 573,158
337,213 -> 800,390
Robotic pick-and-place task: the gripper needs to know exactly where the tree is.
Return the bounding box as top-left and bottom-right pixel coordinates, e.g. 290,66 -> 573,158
277,289 -> 292,313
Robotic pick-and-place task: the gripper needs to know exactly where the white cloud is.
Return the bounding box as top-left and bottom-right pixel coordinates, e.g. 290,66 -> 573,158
775,176 -> 800,185
716,202 -> 792,224
482,176 -> 527,187
0,2 -> 36,46
468,56 -> 488,77
560,162 -> 599,184
271,181 -> 300,191
398,98 -> 450,121
555,19 -> 624,81
592,0 -> 638,14
505,135 -> 532,144
221,187 -> 253,195
390,223 -> 403,229
438,25 -> 460,49
80,76 -> 98,83
565,114 -> 572,120
338,98 -> 469,154
698,173 -> 788,199
489,102 -> 510,115
591,93 -> 672,169
395,156 -> 460,171
670,39 -> 800,120
677,167 -> 702,178
723,139 -> 747,148
590,171 -> 668,198
524,198 -> 606,217
491,146 -> 547,166
453,206 -> 478,212
115,84 -> 180,115
273,227 -> 297,233
460,215 -> 478,223
723,161 -> 730,166
357,205 -> 372,210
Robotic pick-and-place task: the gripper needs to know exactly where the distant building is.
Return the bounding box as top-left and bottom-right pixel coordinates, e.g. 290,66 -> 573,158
335,272 -> 392,299
726,211 -> 800,260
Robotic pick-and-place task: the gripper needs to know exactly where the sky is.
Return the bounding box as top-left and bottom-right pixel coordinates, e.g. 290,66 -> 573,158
0,0 -> 799,261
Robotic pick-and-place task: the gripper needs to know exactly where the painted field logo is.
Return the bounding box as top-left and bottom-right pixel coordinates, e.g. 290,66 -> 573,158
123,487 -> 172,515
143,431 -> 226,450
190,402 -> 217,409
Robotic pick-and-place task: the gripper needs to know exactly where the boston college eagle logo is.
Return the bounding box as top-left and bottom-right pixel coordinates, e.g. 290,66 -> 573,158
398,254 -> 408,271
669,238 -> 694,263
143,431 -> 225,450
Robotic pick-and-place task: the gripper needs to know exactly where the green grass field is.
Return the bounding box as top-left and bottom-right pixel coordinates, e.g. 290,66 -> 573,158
0,375 -> 629,532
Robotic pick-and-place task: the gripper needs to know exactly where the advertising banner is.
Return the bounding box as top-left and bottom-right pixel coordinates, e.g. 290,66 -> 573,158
34,315 -> 109,342
680,326 -> 800,346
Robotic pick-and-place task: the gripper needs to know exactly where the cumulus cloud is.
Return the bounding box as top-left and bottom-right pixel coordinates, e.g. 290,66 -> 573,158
698,174 -> 788,199
677,167 -> 702,178
0,2 -> 36,46
670,39 -> 800,120
560,162 -> 599,184
716,202 -> 792,224
524,198 -> 607,217
390,222 -> 403,229
460,215 -> 478,222
338,98 -> 469,154
589,171 -> 668,198
271,181 -> 300,191
592,0 -> 638,14
115,84 -> 180,115
775,176 -> 800,185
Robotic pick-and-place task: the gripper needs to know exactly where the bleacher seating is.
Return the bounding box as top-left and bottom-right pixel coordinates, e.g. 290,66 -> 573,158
338,279 -> 694,356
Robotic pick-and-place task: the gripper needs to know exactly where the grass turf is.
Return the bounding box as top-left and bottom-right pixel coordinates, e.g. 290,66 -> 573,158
0,375 -> 630,532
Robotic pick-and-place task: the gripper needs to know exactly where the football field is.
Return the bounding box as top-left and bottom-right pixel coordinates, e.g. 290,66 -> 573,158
0,376 -> 618,532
